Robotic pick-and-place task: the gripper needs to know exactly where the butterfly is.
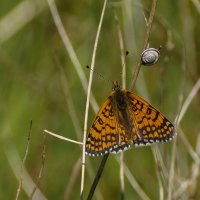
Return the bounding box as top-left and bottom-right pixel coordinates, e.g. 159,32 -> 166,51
85,81 -> 175,156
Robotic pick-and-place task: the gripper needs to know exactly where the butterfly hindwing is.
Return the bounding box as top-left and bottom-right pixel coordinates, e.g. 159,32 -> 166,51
126,91 -> 175,145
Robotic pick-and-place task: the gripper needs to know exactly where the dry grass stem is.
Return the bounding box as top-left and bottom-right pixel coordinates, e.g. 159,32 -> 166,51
47,0 -> 99,114
129,0 -> 158,90
44,130 -> 83,145
80,0 -> 108,198
16,120 -> 32,200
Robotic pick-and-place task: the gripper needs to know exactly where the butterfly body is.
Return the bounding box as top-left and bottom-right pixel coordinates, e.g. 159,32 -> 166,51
86,81 -> 175,156
112,90 -> 131,135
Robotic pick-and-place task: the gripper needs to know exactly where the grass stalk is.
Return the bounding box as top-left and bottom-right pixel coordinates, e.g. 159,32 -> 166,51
80,0 -> 108,198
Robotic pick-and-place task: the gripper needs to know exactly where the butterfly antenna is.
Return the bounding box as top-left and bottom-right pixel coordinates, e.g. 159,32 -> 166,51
86,65 -> 112,85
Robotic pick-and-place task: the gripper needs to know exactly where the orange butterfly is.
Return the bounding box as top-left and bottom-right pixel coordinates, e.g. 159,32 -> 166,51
85,81 -> 175,156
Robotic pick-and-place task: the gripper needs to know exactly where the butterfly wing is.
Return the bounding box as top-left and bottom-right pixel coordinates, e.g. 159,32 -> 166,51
85,95 -> 130,156
126,91 -> 175,146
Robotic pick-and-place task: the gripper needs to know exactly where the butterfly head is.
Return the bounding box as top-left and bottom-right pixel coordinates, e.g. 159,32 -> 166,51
112,81 -> 121,91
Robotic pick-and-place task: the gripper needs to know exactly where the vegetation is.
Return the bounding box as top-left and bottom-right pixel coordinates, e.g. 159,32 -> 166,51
0,0 -> 199,199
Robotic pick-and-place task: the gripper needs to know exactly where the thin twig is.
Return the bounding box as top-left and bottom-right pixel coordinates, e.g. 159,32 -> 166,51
87,154 -> 109,200
30,132 -> 47,199
80,0 -> 108,198
47,0 -> 99,114
129,0 -> 158,90
16,120 -> 32,200
44,130 -> 83,145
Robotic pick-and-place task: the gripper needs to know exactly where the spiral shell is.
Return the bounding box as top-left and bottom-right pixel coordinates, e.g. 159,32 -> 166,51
141,48 -> 160,66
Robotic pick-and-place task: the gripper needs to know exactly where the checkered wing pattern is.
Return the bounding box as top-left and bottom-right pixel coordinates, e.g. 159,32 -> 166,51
85,81 -> 175,157
126,91 -> 175,145
85,96 -> 130,156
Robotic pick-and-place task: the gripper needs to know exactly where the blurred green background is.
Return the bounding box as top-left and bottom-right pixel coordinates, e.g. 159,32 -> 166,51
0,0 -> 199,199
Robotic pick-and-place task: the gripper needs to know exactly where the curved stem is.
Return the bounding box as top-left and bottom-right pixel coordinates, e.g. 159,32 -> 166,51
129,0 -> 158,90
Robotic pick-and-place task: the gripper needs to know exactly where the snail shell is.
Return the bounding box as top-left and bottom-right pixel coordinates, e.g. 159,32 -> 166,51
141,48 -> 160,66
